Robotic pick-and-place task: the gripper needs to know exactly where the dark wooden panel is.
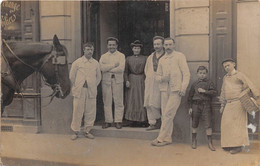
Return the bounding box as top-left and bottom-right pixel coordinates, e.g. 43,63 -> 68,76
210,0 -> 233,133
118,1 -> 170,57
211,0 -> 233,94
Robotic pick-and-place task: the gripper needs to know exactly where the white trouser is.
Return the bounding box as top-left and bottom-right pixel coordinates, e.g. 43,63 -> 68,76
146,106 -> 161,125
157,91 -> 181,143
71,88 -> 96,133
102,78 -> 124,123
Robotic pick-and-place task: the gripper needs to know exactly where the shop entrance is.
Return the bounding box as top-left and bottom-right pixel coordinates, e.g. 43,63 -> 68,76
81,1 -> 170,122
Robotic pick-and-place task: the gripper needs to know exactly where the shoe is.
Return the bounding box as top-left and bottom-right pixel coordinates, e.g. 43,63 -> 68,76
230,147 -> 242,154
146,125 -> 159,131
151,139 -> 159,145
191,139 -> 197,149
102,123 -> 111,129
71,133 -> 79,140
84,132 -> 95,139
155,118 -> 161,128
223,147 -> 231,152
115,122 -> 122,129
207,135 -> 216,151
191,133 -> 197,149
151,139 -> 171,147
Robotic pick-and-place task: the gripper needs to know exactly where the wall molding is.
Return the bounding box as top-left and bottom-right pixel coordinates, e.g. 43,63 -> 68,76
41,15 -> 71,18
175,6 -> 209,11
236,0 -> 259,3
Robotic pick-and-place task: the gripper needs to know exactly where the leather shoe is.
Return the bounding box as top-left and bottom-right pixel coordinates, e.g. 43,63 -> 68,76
115,122 -> 122,129
192,139 -> 197,149
146,125 -> 159,131
151,139 -> 171,147
71,133 -> 79,140
230,147 -> 242,154
84,132 -> 95,139
102,123 -> 111,129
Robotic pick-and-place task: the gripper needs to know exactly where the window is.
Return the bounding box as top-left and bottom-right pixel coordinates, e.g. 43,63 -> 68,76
1,1 -> 22,41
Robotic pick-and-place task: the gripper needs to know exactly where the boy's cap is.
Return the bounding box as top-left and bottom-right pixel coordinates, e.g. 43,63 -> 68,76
153,36 -> 164,42
222,58 -> 236,65
107,37 -> 119,43
130,40 -> 143,48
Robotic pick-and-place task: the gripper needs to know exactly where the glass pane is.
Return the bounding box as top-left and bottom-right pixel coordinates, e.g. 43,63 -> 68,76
1,1 -> 22,41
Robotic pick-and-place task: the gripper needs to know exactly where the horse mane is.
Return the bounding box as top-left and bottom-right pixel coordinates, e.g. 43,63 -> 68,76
3,41 -> 53,58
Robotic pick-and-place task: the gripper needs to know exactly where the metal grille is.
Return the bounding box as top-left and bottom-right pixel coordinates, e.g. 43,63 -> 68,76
1,126 -> 13,132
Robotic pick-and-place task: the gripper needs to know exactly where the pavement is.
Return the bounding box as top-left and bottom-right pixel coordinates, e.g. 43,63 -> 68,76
1,131 -> 260,166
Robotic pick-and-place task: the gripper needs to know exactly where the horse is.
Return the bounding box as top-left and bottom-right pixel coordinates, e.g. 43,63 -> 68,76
1,35 -> 71,115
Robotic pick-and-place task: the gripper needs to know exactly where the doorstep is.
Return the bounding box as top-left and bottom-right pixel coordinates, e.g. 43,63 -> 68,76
91,126 -> 159,140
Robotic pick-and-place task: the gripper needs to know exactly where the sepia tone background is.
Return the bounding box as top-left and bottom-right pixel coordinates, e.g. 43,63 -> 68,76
1,0 -> 260,165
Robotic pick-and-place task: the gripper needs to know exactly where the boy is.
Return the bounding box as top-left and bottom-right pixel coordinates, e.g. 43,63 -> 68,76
70,42 -> 101,140
188,66 -> 216,151
219,59 -> 260,154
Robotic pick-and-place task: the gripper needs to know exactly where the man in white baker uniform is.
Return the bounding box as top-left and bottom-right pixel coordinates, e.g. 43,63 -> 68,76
152,37 -> 190,146
99,37 -> 125,129
70,42 -> 101,140
144,36 -> 165,130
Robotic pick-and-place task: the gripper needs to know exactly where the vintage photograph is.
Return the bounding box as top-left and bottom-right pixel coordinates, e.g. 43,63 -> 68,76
1,0 -> 260,165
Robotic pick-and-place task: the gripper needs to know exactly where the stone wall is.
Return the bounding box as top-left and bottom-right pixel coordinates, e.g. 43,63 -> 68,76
237,1 -> 260,128
40,1 -> 81,134
170,0 -> 210,142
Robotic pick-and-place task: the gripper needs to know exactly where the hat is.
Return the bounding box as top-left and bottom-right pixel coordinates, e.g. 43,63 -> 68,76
107,37 -> 119,44
130,40 -> 143,48
153,36 -> 164,42
222,58 -> 236,65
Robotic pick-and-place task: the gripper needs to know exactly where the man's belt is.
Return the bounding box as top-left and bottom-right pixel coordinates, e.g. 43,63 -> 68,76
83,81 -> 88,88
111,74 -> 115,78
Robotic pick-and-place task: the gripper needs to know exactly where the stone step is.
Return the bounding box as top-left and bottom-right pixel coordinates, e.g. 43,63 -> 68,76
2,157 -> 77,166
91,126 -> 159,140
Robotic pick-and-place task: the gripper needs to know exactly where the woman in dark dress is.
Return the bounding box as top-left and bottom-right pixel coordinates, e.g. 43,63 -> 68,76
124,40 -> 148,127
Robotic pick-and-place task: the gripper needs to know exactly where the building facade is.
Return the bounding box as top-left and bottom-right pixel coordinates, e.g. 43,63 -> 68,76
2,0 -> 260,141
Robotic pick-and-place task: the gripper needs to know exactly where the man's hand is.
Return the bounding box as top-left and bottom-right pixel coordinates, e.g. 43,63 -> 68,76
114,62 -> 120,68
219,106 -> 224,114
188,108 -> 192,116
198,88 -> 206,93
178,90 -> 185,97
126,81 -> 130,88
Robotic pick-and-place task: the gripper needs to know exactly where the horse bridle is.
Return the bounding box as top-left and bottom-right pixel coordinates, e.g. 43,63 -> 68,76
1,39 -> 67,100
38,45 -> 67,98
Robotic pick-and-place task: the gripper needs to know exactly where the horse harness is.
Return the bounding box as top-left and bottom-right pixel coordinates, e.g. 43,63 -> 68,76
1,39 -> 67,101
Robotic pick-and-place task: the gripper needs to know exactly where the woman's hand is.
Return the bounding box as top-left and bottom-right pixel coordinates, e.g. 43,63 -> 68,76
126,81 -> 130,88
188,108 -> 192,116
219,106 -> 224,114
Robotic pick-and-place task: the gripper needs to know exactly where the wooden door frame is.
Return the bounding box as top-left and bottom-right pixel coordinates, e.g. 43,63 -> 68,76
209,0 -> 237,135
210,0 -> 259,135
209,0 -> 237,92
81,1 -> 100,60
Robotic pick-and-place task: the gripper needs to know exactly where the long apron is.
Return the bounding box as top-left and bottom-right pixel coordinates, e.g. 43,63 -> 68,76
221,100 -> 249,147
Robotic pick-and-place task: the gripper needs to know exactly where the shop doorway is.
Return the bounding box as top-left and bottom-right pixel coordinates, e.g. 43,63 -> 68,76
81,1 -> 170,122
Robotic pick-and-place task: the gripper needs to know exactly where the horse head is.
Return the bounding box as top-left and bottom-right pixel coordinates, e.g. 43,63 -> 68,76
39,35 -> 71,99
